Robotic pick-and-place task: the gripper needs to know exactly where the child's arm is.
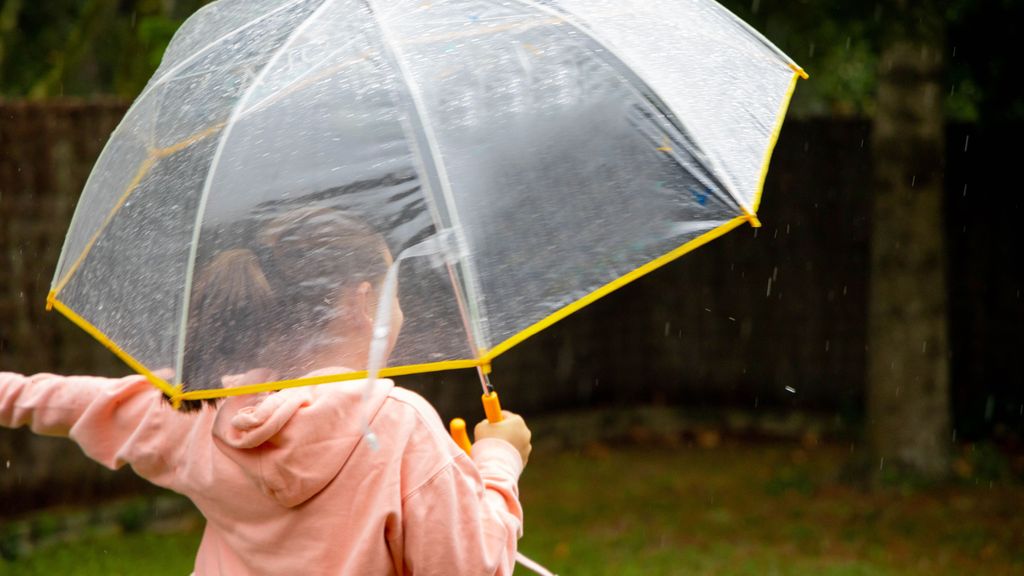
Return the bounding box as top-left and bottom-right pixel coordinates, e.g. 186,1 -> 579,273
401,437 -> 525,576
0,372 -> 182,487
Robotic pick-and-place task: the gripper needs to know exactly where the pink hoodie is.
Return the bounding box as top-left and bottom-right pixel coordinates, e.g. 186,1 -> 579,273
0,370 -> 524,575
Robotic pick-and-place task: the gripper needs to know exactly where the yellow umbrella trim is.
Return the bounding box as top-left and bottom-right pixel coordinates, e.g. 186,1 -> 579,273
47,68 -> 805,406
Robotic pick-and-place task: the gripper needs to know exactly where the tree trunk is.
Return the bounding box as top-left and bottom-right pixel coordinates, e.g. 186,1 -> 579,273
867,35 -> 950,480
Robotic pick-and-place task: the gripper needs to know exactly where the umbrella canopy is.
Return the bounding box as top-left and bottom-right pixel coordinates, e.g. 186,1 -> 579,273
48,0 -> 805,404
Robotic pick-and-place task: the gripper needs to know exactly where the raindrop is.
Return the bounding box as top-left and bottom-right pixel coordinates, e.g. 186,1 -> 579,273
952,429 -> 957,442
728,316 -> 736,322
825,340 -> 830,352
984,396 -> 995,421
766,277 -> 772,298
704,307 -> 712,313
808,42 -> 816,57
786,223 -> 791,235
842,285 -> 848,296
879,457 -> 885,470
953,46 -> 957,57
785,386 -> 796,394
750,0 -> 760,13
365,431 -> 380,451
963,184 -> 968,197
664,322 -> 670,336
950,84 -> 956,96
845,37 -> 851,51
772,266 -> 778,281
922,340 -> 928,354
964,135 -> 970,152
911,175 -> 916,187
754,396 -> 759,408
859,139 -> 864,149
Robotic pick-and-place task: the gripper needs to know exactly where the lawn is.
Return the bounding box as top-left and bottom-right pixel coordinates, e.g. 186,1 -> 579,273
2,441 -> 1021,575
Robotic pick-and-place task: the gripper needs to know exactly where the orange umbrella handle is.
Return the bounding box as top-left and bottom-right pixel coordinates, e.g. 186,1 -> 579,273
449,391 -> 504,455
449,418 -> 473,454
482,391 -> 503,423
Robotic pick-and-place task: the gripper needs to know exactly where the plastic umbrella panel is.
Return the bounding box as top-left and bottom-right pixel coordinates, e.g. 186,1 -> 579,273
49,0 -> 803,399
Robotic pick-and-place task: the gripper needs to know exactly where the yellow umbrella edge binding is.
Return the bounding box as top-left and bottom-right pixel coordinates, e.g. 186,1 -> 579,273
46,67 -> 806,420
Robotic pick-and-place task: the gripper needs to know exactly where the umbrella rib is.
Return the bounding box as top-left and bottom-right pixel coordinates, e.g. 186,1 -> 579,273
173,0 -> 337,390
508,0 -> 755,217
362,0 -> 492,361
696,0 -> 806,74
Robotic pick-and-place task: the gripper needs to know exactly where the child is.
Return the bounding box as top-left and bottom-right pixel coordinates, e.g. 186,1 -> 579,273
1,207 -> 532,575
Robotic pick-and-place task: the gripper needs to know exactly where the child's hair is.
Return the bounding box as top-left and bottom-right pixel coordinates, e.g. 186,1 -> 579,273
178,207 -> 389,411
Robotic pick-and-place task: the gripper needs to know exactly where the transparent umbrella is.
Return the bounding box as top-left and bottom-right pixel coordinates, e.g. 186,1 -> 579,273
48,0 -> 806,410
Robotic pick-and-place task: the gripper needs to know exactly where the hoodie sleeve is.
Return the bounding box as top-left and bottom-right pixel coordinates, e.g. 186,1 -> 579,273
0,371 -> 186,488
401,434 -> 524,576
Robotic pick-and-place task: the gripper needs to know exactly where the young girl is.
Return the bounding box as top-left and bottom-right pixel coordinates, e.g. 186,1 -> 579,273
0,207 -> 532,575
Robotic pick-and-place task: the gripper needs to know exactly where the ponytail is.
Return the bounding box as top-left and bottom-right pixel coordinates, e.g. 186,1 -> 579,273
179,249 -> 275,410
176,207 -> 389,410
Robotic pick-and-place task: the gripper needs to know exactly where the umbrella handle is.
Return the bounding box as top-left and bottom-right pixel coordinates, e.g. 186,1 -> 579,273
482,391 -> 503,423
449,392 -> 505,455
449,418 -> 473,454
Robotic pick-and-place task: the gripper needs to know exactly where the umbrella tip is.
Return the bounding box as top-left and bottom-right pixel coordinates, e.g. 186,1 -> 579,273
45,290 -> 56,312
745,213 -> 763,228
789,63 -> 809,80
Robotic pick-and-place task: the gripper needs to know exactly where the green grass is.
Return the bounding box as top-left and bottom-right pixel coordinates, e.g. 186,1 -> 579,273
2,442 -> 1022,575
0,531 -> 200,575
517,442 -> 1024,575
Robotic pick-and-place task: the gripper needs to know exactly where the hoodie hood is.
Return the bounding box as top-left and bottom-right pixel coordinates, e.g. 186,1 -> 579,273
212,368 -> 394,507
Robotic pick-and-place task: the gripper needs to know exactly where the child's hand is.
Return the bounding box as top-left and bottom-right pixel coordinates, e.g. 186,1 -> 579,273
474,411 -> 532,466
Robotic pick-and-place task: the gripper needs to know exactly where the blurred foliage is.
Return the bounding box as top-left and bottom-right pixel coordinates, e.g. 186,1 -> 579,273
0,0 -> 1008,123
0,0 -> 210,98
718,0 -> 1022,124
0,0 -> 1020,124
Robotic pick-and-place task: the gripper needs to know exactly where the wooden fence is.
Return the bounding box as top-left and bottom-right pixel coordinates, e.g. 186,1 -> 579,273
1,99 -> 1020,514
